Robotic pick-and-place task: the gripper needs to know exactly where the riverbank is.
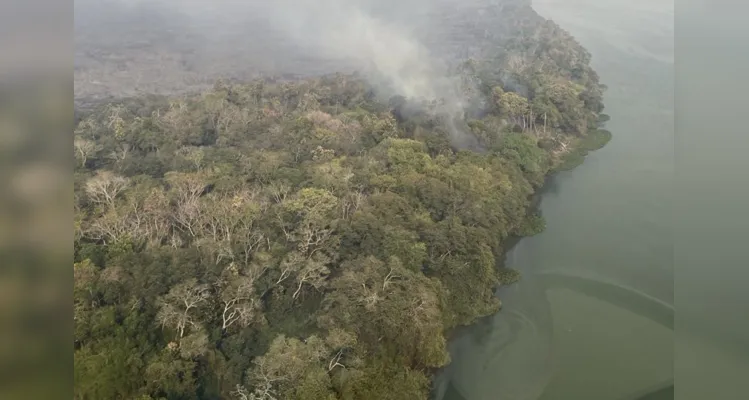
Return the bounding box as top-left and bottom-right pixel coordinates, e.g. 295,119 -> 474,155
73,1 -> 611,398
428,121 -> 613,394
432,0 -> 674,398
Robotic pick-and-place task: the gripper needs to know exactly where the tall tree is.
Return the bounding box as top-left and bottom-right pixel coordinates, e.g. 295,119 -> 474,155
156,278 -> 211,339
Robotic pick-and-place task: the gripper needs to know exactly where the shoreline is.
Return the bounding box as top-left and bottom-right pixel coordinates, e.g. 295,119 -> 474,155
73,2 -> 610,396
427,127 -> 612,393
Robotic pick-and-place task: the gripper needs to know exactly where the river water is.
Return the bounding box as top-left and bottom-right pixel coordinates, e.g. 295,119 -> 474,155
433,1 -> 675,399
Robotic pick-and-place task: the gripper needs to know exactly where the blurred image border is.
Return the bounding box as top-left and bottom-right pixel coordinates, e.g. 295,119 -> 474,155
0,0 -> 73,398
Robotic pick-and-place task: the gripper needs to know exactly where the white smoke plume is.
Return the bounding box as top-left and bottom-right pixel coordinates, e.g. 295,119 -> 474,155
76,0 -> 489,148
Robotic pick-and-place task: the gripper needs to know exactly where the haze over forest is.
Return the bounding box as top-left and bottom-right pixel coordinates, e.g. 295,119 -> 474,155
75,0 -> 533,104
73,1 -> 610,399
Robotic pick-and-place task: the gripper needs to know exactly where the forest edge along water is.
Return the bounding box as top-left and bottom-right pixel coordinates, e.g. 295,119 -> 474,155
72,1 -> 664,399
432,1 -> 674,399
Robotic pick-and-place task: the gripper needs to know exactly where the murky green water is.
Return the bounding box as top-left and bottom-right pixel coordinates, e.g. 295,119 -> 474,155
433,1 -> 676,399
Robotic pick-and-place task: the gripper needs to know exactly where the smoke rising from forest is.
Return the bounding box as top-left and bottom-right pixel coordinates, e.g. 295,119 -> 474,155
74,0 -> 511,148
263,0 -> 482,148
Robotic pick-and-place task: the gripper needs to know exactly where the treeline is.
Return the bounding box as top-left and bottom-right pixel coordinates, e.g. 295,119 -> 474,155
73,5 -> 607,400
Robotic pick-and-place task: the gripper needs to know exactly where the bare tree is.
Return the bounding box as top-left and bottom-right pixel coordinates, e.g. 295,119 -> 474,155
197,188 -> 265,264
247,358 -> 282,400
275,251 -> 304,286
173,197 -> 202,238
328,349 -> 345,371
232,385 -> 251,400
292,256 -> 330,299
296,220 -> 335,258
74,137 -> 101,167
83,208 -> 132,244
165,172 -> 208,238
232,384 -> 275,400
85,170 -> 129,209
280,188 -> 339,258
341,188 -> 365,220
247,334 -> 328,398
107,142 -> 131,165
217,270 -> 262,331
324,328 -> 356,372
382,267 -> 401,291
267,182 -> 291,205
232,382 -> 277,400
156,278 -> 210,338
74,116 -> 98,137
165,171 -> 208,205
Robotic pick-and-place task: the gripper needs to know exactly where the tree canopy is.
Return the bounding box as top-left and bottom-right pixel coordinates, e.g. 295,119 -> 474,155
73,3 -> 607,399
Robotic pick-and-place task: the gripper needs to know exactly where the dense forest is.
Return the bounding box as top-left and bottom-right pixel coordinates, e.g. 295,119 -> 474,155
73,2 -> 610,399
